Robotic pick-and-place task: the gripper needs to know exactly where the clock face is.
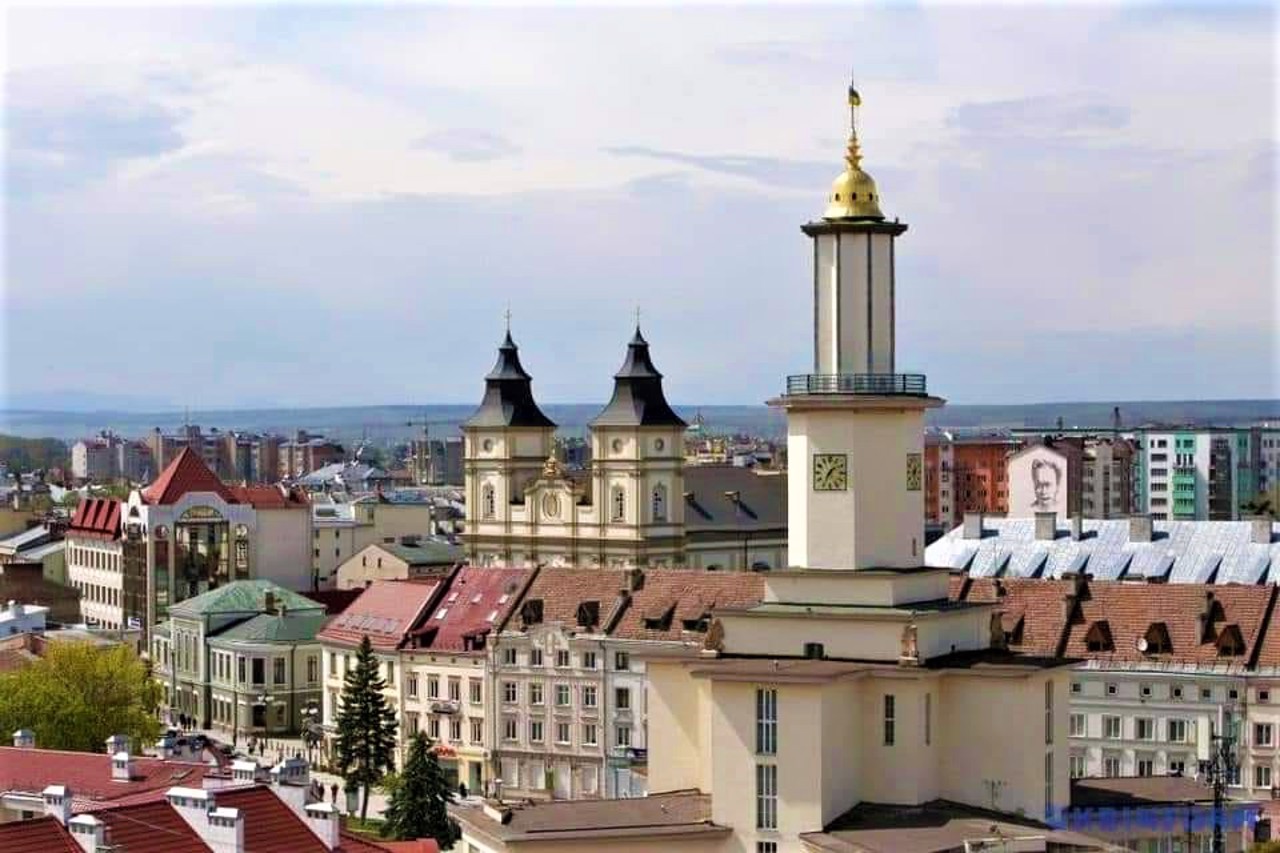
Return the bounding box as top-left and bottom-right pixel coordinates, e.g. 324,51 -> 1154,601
906,453 -> 923,492
812,453 -> 848,491
542,493 -> 561,519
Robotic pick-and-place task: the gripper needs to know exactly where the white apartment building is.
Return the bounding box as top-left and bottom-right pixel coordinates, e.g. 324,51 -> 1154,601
311,497 -> 437,587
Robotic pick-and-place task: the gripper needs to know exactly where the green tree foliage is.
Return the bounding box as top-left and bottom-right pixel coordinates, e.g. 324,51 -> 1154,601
334,635 -> 399,821
0,435 -> 69,474
0,642 -> 161,752
380,733 -> 460,846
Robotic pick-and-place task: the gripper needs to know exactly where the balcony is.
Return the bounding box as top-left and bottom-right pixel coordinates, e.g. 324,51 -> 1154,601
431,699 -> 461,715
785,373 -> 928,397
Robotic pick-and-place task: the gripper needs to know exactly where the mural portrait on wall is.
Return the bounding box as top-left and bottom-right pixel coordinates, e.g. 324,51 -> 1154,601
1030,458 -> 1063,512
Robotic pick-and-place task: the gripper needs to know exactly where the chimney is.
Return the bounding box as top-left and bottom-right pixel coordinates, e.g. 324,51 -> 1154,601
167,786 -> 214,835
105,734 -> 129,757
1034,512 -> 1057,541
628,567 -> 645,592
304,802 -> 341,850
962,512 -> 984,540
110,751 -> 135,782
207,807 -> 245,853
67,815 -> 106,853
1070,514 -> 1084,542
263,590 -> 276,613
13,728 -> 34,749
270,756 -> 311,818
1250,516 -> 1273,545
231,759 -> 260,784
42,784 -> 71,825
1129,514 -> 1153,543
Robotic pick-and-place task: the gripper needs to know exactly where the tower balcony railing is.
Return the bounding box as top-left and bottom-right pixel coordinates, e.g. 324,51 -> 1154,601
785,372 -> 928,397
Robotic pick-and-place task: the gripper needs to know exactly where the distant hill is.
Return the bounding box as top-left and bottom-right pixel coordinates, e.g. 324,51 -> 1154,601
1,399 -> 1276,443
0,434 -> 69,473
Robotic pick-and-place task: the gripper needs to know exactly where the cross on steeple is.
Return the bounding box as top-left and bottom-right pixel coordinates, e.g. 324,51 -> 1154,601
504,304 -> 512,333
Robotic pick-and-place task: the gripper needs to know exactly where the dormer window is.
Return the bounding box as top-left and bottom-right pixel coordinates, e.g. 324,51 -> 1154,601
1085,620 -> 1114,653
1217,624 -> 1245,657
1143,622 -> 1173,654
576,601 -> 600,628
521,598 -> 544,626
642,601 -> 676,631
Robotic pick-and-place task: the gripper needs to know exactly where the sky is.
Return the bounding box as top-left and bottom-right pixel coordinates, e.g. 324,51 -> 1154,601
2,2 -> 1277,411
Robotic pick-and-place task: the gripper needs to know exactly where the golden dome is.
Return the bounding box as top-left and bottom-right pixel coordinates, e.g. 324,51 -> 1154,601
822,83 -> 885,221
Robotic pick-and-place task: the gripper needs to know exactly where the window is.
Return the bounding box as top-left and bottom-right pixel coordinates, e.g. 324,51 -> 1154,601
556,722 -> 571,744
1230,688 -> 1240,700
756,764 -> 778,830
530,648 -> 544,667
1257,765 -> 1273,789
1257,724 -> 1274,747
408,714 -> 420,735
1069,714 -> 1086,738
615,687 -> 631,710
252,657 -> 265,685
482,485 -> 496,519
1169,756 -> 1188,776
1136,718 -> 1155,741
1140,683 -> 1152,698
616,725 -> 631,747
307,656 -> 318,683
883,695 -> 896,746
1168,719 -> 1188,743
529,719 -> 544,743
407,675 -> 420,699
652,484 -> 668,522
1202,687 -> 1213,701
555,684 -> 571,707
758,844 -> 778,853
428,676 -> 439,699
448,678 -> 461,702
1044,681 -> 1053,745
502,682 -> 517,704
1044,752 -> 1054,814
503,717 -> 517,741
530,682 -> 544,706
1103,753 -> 1122,778
1103,716 -> 1121,739
470,679 -> 482,705
1069,753 -> 1086,779
1136,754 -> 1155,777
470,718 -> 483,744
1070,681 -> 1082,695
611,486 -> 626,522
502,647 -> 517,666
924,692 -> 932,746
1106,682 -> 1118,696
273,658 -> 286,685
1172,685 -> 1184,700
1263,690 -> 1272,703
582,685 -> 597,708
556,650 -> 570,668
450,718 -> 462,742
615,651 -> 629,671
429,717 -> 440,739
583,723 -> 598,746
757,688 -> 777,755
582,651 -> 597,670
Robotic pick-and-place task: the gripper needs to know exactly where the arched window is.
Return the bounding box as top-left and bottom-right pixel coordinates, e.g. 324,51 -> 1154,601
651,483 -> 668,522
611,486 -> 626,523
482,485 -> 496,520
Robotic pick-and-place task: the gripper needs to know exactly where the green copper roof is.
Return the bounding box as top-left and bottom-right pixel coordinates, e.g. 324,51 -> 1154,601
169,580 -> 323,617
209,612 -> 328,644
378,541 -> 464,566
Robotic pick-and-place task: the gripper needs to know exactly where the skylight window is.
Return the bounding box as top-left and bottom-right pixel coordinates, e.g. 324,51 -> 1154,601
472,594 -> 483,604
448,593 -> 459,603
498,594 -> 509,605
435,608 -> 449,620
486,610 -> 498,623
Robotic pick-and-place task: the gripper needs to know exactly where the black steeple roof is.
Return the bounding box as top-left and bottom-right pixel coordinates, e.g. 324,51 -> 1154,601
464,331 -> 556,429
590,327 -> 687,428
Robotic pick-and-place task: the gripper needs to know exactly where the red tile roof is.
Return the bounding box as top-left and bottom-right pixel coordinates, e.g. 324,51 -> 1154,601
0,816 -> 80,852
954,577 -> 1080,657
317,580 -> 442,651
611,570 -> 766,642
68,497 -> 122,541
515,568 -> 631,631
380,840 -> 442,853
0,747 -> 212,809
412,566 -> 531,652
216,786 -> 395,852
96,799 -> 208,852
1059,583 -> 1275,665
142,447 -> 236,506
228,484 -> 309,509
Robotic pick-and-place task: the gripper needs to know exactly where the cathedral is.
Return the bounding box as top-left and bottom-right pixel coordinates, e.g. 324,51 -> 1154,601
461,327 -> 786,569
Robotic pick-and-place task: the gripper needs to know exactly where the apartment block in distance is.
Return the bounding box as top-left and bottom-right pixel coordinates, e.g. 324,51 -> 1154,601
923,430 -> 1022,531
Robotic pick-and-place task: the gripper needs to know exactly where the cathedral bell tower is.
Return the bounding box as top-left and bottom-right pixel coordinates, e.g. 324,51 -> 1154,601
770,80 -> 944,570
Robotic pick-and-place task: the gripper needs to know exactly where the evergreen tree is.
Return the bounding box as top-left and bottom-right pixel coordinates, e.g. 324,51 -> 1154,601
334,635 -> 399,820
381,733 -> 460,846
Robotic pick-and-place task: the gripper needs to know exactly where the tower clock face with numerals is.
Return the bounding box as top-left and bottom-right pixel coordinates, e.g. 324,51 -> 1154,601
812,453 -> 848,491
906,453 -> 923,491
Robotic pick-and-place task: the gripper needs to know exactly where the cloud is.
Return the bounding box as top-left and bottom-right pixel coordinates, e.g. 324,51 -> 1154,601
607,145 -> 832,190
412,128 -> 521,162
947,94 -> 1129,136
